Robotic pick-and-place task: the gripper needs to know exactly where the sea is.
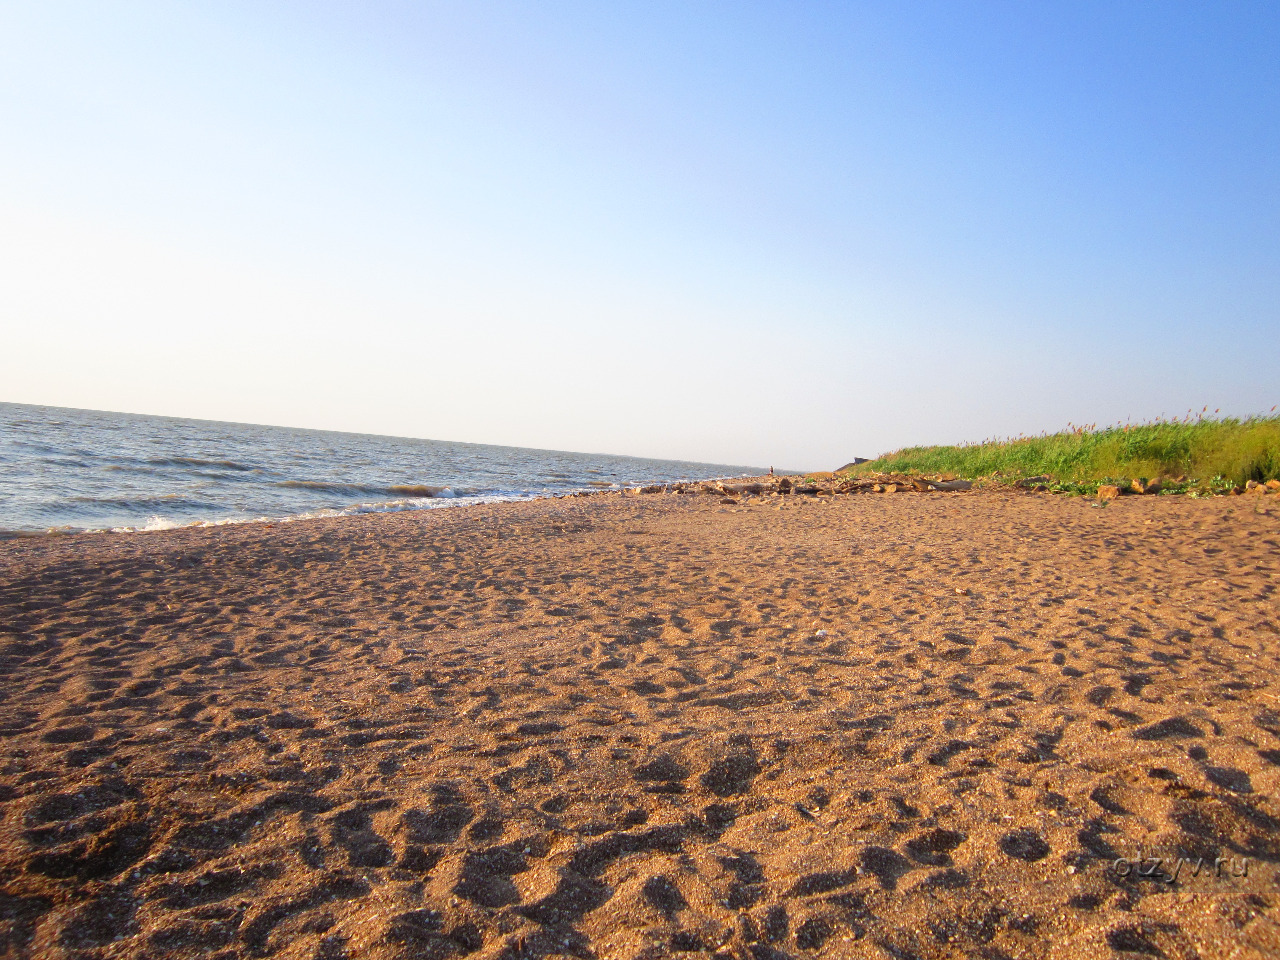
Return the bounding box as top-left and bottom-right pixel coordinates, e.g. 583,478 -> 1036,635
0,403 -> 762,536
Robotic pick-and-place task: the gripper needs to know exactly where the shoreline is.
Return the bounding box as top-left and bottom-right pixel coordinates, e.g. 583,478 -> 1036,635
0,473 -> 763,540
2,489 -> 1278,958
0,400 -> 768,541
6,466 -> 1275,542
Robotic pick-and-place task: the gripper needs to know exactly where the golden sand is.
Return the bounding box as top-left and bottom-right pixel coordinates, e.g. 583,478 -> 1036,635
2,488 -> 1278,958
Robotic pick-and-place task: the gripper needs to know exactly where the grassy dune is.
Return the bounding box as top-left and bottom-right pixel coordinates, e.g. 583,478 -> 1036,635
842,414 -> 1280,490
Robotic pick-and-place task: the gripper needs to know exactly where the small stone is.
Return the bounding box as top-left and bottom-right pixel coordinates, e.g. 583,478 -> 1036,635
1097,485 -> 1121,500
1267,479 -> 1280,491
883,483 -> 898,494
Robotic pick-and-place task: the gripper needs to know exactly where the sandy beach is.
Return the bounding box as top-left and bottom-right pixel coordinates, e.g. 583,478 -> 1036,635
2,486 -> 1279,959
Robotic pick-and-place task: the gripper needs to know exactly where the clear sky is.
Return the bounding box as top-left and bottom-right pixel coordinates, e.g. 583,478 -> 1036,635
2,2 -> 1277,469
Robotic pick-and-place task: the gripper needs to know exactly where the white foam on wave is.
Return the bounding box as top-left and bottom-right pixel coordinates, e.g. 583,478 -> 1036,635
140,515 -> 183,531
99,488 -> 536,534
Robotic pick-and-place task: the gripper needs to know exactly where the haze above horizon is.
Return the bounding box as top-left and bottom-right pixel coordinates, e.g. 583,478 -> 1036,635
2,2 -> 1277,468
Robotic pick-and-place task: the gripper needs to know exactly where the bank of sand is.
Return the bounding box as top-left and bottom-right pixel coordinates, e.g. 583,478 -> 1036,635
2,488 -> 1279,959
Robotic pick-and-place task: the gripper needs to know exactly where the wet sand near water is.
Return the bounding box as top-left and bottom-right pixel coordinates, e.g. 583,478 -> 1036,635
2,489 -> 1279,959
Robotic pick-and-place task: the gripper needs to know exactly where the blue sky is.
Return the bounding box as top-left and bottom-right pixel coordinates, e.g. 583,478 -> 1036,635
2,2 -> 1276,467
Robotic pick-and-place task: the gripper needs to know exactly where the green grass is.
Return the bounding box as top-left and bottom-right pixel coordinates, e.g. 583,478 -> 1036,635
841,413 -> 1280,492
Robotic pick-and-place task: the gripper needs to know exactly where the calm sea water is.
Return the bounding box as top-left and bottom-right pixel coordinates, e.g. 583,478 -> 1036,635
0,403 -> 761,535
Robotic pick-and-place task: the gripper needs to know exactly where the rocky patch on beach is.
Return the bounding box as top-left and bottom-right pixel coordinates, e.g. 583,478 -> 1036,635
619,475 -> 974,501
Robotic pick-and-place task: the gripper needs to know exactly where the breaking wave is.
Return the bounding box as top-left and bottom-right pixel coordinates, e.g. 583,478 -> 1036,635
147,456 -> 258,471
276,480 -> 456,498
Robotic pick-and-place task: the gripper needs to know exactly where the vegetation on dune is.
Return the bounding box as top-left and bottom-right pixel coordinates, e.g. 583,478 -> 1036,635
841,412 -> 1280,492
